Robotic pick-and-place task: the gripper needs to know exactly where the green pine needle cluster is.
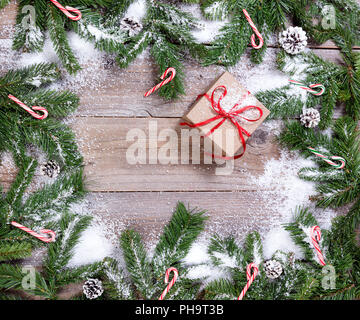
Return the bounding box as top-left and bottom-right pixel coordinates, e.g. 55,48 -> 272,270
0,63 -> 97,298
95,202 -> 207,300
113,0 -> 205,99
0,213 -> 102,299
8,0 -> 117,74
203,207 -> 360,300
279,116 -> 360,227
202,0 -> 360,65
2,1 -> 360,99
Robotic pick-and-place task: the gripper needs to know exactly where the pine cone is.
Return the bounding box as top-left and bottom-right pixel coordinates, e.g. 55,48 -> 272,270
83,279 -> 104,300
264,260 -> 283,279
120,17 -> 143,36
300,108 -> 321,128
40,160 -> 60,178
279,26 -> 308,55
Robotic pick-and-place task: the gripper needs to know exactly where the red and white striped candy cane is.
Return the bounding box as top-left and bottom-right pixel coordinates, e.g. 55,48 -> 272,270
158,267 -> 178,300
144,67 -> 176,97
8,95 -> 48,120
310,226 -> 326,266
11,221 -> 56,243
237,263 -> 259,300
50,0 -> 82,21
308,147 -> 346,169
242,9 -> 264,49
289,80 -> 326,96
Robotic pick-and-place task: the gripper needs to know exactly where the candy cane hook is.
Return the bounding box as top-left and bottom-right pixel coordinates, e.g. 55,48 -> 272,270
158,267 -> 178,300
50,0 -> 82,21
8,95 -> 48,120
238,263 -> 258,300
242,9 -> 264,49
310,226 -> 326,266
289,80 -> 326,96
307,147 -> 346,169
144,67 -> 176,97
11,221 -> 56,243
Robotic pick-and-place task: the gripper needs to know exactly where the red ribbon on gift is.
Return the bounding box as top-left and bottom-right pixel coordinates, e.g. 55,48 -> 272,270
180,86 -> 263,160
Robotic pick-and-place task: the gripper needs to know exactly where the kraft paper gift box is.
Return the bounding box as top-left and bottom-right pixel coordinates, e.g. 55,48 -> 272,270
182,71 -> 271,158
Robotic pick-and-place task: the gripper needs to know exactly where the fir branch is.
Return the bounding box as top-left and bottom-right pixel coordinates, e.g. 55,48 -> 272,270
208,235 -> 243,268
0,264 -> 54,298
204,278 -> 238,300
101,257 -> 134,300
284,207 -> 320,263
0,63 -> 60,101
200,0 -> 230,21
0,242 -> 32,262
243,232 -> 263,265
47,5 -> 81,74
150,37 -> 185,99
22,168 -> 85,224
295,277 -> 319,300
44,213 -> 92,279
4,156 -> 37,222
152,202 -> 206,275
120,229 -> 153,299
0,0 -> 10,10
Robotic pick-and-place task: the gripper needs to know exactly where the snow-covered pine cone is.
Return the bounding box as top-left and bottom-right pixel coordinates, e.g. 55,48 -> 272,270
300,108 -> 321,128
279,26 -> 308,55
264,260 -> 283,279
119,16 -> 143,36
40,160 -> 60,178
83,279 -> 104,300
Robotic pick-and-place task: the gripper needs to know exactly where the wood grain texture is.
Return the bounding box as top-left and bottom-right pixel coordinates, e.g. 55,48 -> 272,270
70,48 -> 353,118
71,117 -> 280,192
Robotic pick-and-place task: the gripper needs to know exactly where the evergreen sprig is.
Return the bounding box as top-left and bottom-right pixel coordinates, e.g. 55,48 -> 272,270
204,207 -> 360,300
0,213 -> 101,299
256,50 -> 343,128
279,116 -> 360,219
97,202 -> 207,300
114,0 -> 205,99
0,63 -> 84,262
203,0 -> 360,66
6,0 -> 118,74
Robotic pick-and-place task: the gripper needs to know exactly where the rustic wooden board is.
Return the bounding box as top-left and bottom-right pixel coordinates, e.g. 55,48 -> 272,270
72,117 -> 280,192
0,118 -> 280,191
85,191 -> 282,240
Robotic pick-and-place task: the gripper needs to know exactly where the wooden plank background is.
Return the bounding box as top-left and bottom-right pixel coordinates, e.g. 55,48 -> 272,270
1,2 -> 360,253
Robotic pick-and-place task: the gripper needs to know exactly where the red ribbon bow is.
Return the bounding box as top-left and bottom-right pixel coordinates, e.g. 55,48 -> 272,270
180,86 -> 263,160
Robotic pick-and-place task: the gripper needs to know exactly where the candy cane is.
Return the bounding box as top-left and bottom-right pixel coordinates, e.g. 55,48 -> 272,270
158,267 -> 178,300
308,147 -> 346,169
50,0 -> 82,21
289,80 -> 326,96
242,9 -> 264,49
144,67 -> 176,97
10,221 -> 56,243
8,95 -> 48,120
310,226 -> 326,266
237,263 -> 258,300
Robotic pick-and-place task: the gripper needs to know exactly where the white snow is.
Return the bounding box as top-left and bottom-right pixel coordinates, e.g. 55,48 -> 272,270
67,223 -> 114,267
125,0 -> 147,21
180,4 -> 228,43
227,49 -> 290,94
249,148 -> 337,227
263,227 -> 304,260
182,240 -> 232,285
